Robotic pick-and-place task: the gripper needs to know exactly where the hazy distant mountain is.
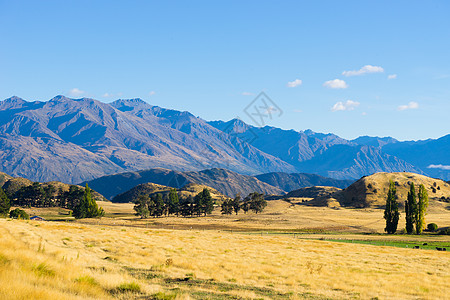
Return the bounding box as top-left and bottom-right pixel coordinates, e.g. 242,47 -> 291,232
254,172 -> 353,192
209,119 -> 422,179
0,95 -> 447,184
0,96 -> 295,183
84,168 -> 285,200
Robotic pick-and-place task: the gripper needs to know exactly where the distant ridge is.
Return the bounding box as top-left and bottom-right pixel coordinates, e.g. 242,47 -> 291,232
0,96 -> 448,184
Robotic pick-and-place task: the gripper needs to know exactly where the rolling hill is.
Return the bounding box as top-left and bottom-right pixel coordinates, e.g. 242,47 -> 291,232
309,172 -> 450,208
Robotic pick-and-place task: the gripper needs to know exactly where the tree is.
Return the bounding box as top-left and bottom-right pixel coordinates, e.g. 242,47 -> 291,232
9,208 -> 29,219
167,189 -> 179,216
416,184 -> 429,234
0,187 -> 11,216
73,184 -> 104,219
154,193 -> 165,217
384,180 -> 400,234
221,199 -> 233,215
248,192 -> 267,214
405,183 -> 417,234
201,188 -> 214,216
134,195 -> 150,218
231,194 -> 241,215
180,195 -> 194,217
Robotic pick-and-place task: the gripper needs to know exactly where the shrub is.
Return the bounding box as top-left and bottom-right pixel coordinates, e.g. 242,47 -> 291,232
427,223 -> 438,232
9,208 -> 29,219
438,228 -> 450,235
116,282 -> 141,293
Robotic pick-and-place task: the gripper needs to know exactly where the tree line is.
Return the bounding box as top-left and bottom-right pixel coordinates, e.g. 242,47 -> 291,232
384,180 -> 429,234
0,183 -> 103,219
134,189 -> 268,218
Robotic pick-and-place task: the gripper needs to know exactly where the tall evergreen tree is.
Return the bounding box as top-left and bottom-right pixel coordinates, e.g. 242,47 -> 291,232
416,184 -> 429,234
167,189 -> 179,216
405,183 -> 417,234
221,199 -> 233,215
384,180 -> 400,234
201,188 -> 214,216
73,184 -> 104,219
0,187 -> 11,216
154,193 -> 165,217
134,195 -> 150,218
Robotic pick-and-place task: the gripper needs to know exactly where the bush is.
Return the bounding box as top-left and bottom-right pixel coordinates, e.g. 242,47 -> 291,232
438,228 -> 450,235
116,282 -> 141,293
9,208 -> 29,220
427,223 -> 438,232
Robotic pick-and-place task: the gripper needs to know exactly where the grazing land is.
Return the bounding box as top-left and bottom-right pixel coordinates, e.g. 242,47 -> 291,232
1,200 -> 449,299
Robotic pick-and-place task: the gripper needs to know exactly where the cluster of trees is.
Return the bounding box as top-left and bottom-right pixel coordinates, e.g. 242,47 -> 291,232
8,183 -> 89,209
221,192 -> 267,215
0,184 -> 103,219
134,188 -> 214,218
384,180 -> 429,234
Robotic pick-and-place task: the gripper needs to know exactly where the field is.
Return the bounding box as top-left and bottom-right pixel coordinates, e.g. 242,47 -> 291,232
1,200 -> 449,299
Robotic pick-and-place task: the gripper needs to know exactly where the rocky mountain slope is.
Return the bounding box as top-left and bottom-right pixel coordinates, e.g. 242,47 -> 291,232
0,96 -> 448,184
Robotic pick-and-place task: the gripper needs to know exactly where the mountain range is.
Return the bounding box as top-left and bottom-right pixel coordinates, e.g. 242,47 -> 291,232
0,95 -> 449,186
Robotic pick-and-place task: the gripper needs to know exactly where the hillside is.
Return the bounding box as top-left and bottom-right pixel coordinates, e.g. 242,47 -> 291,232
285,186 -> 342,199
255,172 -> 352,191
2,96 -> 447,186
112,182 -> 228,203
86,168 -> 284,200
311,172 -> 450,208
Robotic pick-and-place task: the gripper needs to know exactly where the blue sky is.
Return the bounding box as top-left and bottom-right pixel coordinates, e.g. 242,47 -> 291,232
1,0 -> 449,141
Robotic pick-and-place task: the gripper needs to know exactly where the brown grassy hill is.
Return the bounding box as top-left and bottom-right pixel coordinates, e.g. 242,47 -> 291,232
0,172 -> 12,187
2,177 -> 33,197
310,172 -> 450,208
112,182 -> 229,203
285,186 -> 341,199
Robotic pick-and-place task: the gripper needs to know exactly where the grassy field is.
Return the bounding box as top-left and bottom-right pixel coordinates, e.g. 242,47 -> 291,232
1,200 -> 448,299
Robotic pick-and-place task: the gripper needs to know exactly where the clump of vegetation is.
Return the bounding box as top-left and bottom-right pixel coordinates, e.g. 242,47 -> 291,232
222,192 -> 267,215
405,183 -> 417,234
33,263 -> 55,277
0,187 -> 10,217
427,223 -> 438,232
404,183 -> 429,234
438,228 -> 450,235
75,275 -> 98,286
72,184 -> 104,219
116,282 -> 141,293
9,208 -> 29,219
384,180 -> 399,234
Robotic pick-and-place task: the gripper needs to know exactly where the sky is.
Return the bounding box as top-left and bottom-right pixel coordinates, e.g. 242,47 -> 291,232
1,0 -> 449,141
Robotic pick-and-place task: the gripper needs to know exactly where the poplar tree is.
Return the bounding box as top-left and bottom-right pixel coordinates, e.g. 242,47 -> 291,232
405,183 -> 417,234
0,187 -> 10,216
384,180 -> 400,234
416,184 -> 429,234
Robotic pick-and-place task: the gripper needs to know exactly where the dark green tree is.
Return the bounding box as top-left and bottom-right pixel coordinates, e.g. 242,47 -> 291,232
383,180 -> 400,234
416,184 -> 429,234
241,199 -> 250,214
221,199 -> 233,215
134,195 -> 150,218
9,208 -> 29,219
405,183 -> 417,234
248,192 -> 267,214
201,188 -> 214,216
231,194 -> 241,215
180,195 -> 194,217
0,187 -> 11,216
73,184 -> 104,219
154,193 -> 165,217
167,189 -> 179,216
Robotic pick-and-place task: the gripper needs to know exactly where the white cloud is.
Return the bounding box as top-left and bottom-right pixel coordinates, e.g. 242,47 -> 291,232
242,92 -> 254,96
149,91 -> 156,96
323,79 -> 348,89
102,93 -> 113,97
287,79 -> 302,88
398,101 -> 419,111
388,74 -> 397,80
68,88 -> 85,97
331,100 -> 360,112
342,65 -> 384,77
428,164 -> 450,170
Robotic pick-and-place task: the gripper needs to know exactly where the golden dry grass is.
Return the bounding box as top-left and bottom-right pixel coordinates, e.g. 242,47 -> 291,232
1,215 -> 449,299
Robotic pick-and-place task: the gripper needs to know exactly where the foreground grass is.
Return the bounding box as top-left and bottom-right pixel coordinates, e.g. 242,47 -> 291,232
1,218 -> 449,299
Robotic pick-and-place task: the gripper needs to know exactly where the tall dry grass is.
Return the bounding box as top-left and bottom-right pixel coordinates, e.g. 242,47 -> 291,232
1,218 -> 449,299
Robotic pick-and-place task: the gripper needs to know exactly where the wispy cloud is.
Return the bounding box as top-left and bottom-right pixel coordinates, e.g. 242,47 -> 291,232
398,101 -> 419,111
293,109 -> 302,113
242,92 -> 254,96
388,74 -> 397,80
331,100 -> 360,111
428,164 -> 450,170
323,79 -> 348,89
342,65 -> 384,77
149,91 -> 156,96
287,79 -> 302,88
68,88 -> 85,97
102,92 -> 123,98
